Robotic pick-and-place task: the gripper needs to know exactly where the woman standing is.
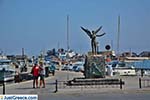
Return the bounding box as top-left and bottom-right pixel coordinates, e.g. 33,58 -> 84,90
39,62 -> 46,88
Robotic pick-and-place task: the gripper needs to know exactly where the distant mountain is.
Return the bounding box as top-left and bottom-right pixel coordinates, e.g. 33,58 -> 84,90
121,52 -> 138,57
139,51 -> 150,57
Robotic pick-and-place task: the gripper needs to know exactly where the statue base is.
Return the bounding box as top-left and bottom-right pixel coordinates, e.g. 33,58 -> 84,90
84,53 -> 106,78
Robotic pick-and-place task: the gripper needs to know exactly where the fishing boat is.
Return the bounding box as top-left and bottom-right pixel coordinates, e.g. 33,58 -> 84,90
0,59 -> 15,82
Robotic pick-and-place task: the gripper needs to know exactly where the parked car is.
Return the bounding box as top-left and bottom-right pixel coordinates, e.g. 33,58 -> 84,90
112,62 -> 136,76
72,61 -> 84,72
62,64 -> 73,71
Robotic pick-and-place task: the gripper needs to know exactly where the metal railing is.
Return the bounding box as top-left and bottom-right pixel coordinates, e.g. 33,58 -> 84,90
52,78 -> 125,93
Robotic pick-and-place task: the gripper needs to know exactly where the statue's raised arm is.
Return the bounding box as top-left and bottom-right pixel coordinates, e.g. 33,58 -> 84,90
96,33 -> 106,37
81,26 -> 92,38
94,26 -> 102,34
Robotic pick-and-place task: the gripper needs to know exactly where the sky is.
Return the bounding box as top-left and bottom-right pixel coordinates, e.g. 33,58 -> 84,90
0,0 -> 150,56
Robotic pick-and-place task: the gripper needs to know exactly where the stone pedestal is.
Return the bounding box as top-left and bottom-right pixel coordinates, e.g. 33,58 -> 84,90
84,54 -> 105,78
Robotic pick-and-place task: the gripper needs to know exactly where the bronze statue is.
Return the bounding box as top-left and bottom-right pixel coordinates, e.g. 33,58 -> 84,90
81,26 -> 106,54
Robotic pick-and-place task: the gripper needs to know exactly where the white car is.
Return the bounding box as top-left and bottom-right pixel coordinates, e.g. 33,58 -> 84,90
72,61 -> 84,72
113,62 -> 136,76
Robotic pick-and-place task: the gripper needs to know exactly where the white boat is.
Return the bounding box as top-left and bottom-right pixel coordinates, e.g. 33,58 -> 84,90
110,61 -> 136,76
0,59 -> 15,82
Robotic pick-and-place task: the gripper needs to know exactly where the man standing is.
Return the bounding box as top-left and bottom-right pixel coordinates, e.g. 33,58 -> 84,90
31,63 -> 39,88
50,63 -> 56,76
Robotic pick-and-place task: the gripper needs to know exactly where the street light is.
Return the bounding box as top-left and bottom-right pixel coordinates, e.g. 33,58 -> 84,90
67,60 -> 70,81
65,56 -> 70,81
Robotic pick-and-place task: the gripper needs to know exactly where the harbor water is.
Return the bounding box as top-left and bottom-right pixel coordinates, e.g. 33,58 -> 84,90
130,60 -> 150,69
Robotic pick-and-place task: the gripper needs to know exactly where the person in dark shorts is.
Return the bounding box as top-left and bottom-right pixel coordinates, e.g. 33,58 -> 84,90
50,63 -> 56,76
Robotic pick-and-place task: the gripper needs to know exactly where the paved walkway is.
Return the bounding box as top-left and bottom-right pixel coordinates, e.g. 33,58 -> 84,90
1,71 -> 150,100
0,71 -> 83,94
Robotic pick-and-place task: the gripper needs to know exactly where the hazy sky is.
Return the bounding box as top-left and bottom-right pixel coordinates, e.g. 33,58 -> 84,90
0,0 -> 150,55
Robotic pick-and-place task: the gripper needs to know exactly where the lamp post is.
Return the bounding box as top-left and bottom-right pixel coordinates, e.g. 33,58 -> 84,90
67,59 -> 70,81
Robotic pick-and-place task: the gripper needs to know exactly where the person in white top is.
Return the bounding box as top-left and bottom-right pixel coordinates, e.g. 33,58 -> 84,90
39,62 -> 46,88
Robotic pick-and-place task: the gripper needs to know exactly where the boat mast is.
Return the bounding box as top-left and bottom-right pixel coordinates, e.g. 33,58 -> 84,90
117,15 -> 120,56
67,15 -> 70,51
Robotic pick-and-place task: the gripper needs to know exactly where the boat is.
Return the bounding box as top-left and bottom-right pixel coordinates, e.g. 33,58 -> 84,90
0,59 -> 15,82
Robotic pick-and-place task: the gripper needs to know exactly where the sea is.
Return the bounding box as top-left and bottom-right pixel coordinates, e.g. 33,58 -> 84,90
130,60 -> 150,69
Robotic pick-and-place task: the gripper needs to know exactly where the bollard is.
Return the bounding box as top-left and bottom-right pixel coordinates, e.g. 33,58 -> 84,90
139,78 -> 142,89
2,68 -> 6,94
141,69 -> 144,77
3,82 -> 5,94
120,79 -> 122,89
54,80 -> 58,93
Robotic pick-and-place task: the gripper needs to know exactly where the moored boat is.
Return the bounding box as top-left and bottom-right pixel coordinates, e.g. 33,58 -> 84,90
0,59 -> 15,82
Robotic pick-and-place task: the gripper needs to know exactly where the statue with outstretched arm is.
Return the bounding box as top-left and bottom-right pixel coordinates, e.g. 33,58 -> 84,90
81,26 -> 106,54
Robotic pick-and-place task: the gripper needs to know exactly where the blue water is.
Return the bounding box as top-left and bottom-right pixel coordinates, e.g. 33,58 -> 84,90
130,60 -> 150,69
